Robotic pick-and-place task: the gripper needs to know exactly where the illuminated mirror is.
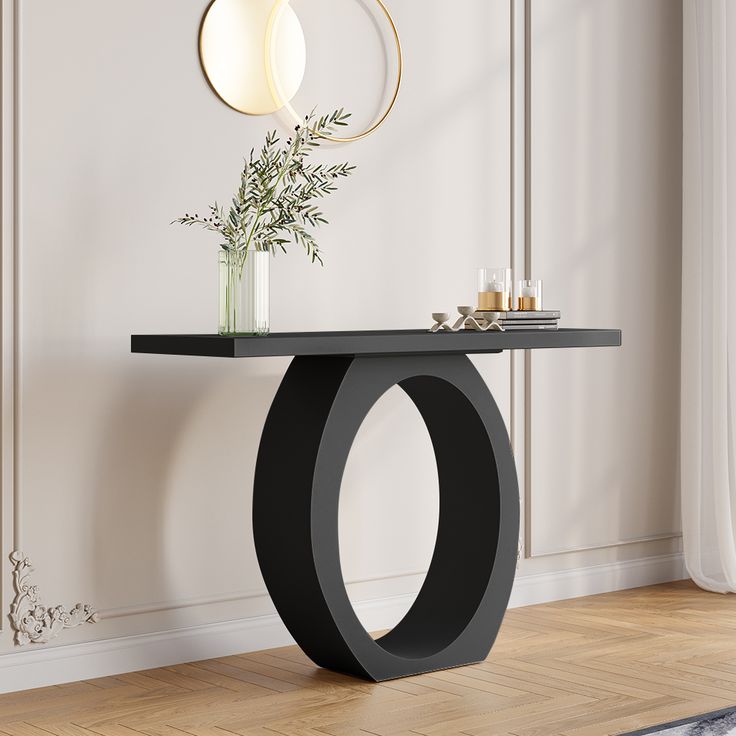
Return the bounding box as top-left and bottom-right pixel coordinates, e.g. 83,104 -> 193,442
199,0 -> 402,141
199,0 -> 306,116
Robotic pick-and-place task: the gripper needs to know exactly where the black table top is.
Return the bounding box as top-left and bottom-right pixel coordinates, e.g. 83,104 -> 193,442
131,329 -> 621,358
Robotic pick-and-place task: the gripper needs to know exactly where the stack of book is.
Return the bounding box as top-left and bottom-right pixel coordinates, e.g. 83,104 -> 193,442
471,310 -> 560,331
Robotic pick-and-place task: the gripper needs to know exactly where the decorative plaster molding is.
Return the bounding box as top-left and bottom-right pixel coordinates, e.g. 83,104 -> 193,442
8,551 -> 99,647
0,552 -> 686,695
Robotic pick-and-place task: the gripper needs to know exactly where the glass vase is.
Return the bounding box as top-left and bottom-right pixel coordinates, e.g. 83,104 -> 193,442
219,249 -> 270,336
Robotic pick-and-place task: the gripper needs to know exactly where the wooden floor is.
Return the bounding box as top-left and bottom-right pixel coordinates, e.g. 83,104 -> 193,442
1,581 -> 736,736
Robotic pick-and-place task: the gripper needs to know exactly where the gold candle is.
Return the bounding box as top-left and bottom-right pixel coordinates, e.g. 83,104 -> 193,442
517,280 -> 543,311
519,296 -> 540,311
478,290 -> 510,311
477,268 -> 512,312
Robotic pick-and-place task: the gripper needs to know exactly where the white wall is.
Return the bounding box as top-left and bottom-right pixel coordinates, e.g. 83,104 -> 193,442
0,0 -> 683,692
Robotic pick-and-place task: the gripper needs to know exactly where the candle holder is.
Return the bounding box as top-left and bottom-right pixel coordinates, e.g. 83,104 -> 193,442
477,268 -> 512,312
517,279 -> 543,311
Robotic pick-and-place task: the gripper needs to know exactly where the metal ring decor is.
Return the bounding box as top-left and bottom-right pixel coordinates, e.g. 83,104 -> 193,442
265,0 -> 403,143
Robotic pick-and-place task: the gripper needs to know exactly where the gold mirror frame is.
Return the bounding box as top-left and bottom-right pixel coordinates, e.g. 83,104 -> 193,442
200,0 -> 403,142
265,0 -> 403,143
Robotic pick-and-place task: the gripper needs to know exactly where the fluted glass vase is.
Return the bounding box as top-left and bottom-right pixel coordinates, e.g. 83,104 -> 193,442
219,249 -> 270,336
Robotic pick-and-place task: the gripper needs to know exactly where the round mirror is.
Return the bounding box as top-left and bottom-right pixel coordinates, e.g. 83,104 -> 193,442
199,0 -> 306,116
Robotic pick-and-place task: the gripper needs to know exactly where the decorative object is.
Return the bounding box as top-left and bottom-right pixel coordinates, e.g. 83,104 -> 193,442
621,706 -> 736,735
430,313 -> 450,333
132,327 -> 621,681
517,279 -> 543,311
199,0 -> 306,116
199,0 -> 403,143
8,551 -> 99,647
477,268 -> 512,312
474,309 -> 560,332
175,110 -> 355,336
219,249 -> 270,336
430,307 -> 503,333
454,306 -> 478,331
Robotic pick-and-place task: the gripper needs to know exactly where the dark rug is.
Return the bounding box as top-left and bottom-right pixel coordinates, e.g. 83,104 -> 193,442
622,707 -> 736,735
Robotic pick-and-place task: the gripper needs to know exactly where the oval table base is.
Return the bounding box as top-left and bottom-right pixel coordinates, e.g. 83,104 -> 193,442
253,354 -> 520,681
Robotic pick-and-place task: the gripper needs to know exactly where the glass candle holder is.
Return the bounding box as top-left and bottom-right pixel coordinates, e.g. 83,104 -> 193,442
477,268 -> 512,312
517,279 -> 543,311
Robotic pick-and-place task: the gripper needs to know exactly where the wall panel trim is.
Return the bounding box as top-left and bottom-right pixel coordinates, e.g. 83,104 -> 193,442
1,0 -> 21,632
510,0 -> 527,561
99,568 -> 429,621
530,533 -> 683,559
1,0 -> 517,633
0,553 -> 686,694
0,0 -> 681,655
521,0 -> 682,560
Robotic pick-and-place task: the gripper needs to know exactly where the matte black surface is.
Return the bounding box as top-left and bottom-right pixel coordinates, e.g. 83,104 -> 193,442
131,328 -> 621,358
131,326 -> 620,680
253,354 -> 520,681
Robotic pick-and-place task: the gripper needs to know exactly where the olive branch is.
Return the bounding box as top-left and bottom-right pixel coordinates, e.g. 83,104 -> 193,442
174,109 -> 356,265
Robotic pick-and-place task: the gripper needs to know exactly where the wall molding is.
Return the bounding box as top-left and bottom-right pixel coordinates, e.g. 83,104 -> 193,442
0,552 -> 686,694
510,0 -> 527,556
509,552 -> 686,608
519,1 -> 682,560
98,568 -> 429,621
0,2 -> 526,635
1,0 -> 20,635
1,3 -> 100,651
0,0 -> 685,673
0,0 -> 521,641
8,551 -> 98,646
530,532 -> 683,559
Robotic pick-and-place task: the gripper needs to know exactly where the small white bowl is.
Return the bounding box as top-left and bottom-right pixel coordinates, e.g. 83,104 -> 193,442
432,313 -> 450,324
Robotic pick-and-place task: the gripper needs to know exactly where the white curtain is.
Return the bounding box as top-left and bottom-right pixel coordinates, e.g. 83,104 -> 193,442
682,0 -> 736,592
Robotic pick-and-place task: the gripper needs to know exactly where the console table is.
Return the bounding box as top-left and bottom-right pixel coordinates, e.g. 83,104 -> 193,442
131,329 -> 621,681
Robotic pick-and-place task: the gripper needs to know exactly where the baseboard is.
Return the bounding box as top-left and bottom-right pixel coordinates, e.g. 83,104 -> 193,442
0,552 -> 686,694
508,552 -> 687,608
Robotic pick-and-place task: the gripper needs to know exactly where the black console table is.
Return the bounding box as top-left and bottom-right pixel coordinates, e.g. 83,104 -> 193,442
132,329 -> 621,681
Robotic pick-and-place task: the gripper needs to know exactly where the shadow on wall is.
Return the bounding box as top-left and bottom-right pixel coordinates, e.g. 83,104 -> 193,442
86,354 -> 281,624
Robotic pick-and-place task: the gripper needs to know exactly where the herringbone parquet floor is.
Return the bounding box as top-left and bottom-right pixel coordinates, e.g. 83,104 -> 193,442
1,581 -> 735,736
